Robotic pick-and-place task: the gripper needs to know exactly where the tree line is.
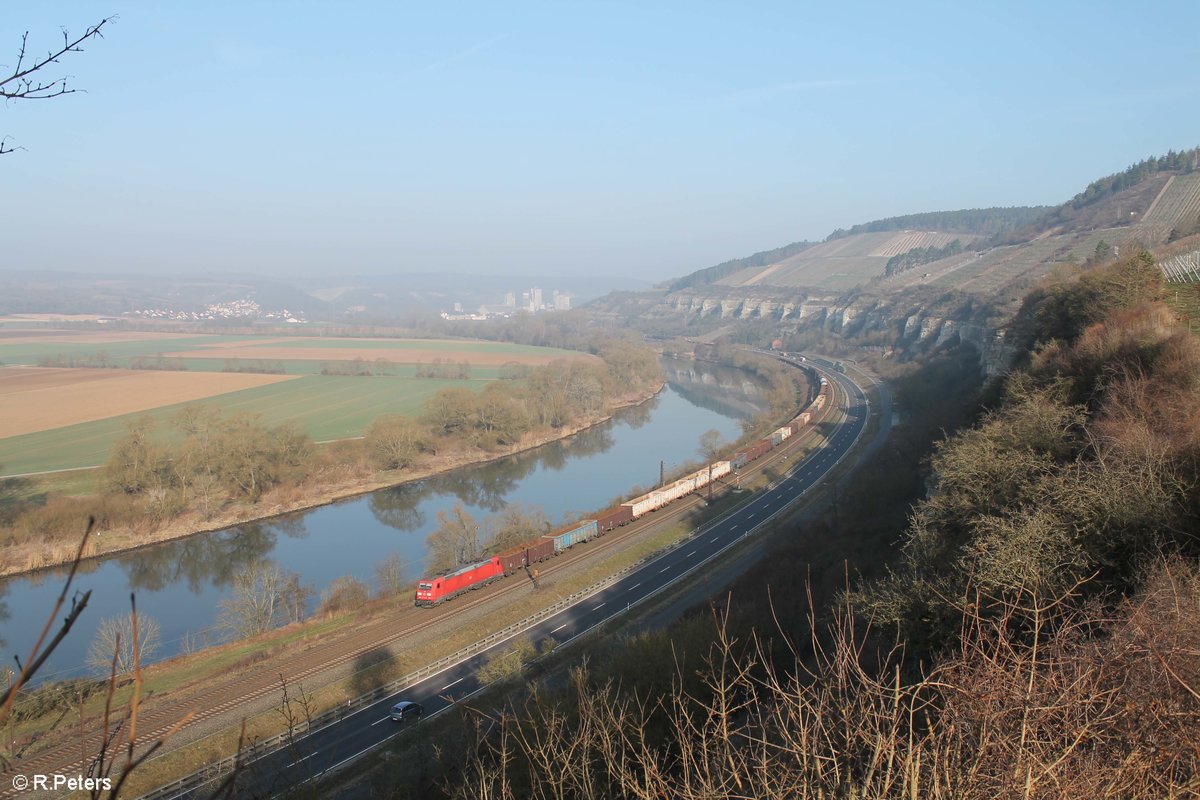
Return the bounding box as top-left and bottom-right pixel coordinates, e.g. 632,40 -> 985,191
827,206 -> 1050,241
884,238 -> 964,276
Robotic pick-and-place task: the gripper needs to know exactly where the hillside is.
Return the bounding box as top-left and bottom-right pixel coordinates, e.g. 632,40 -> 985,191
713,230 -> 982,291
649,149 -> 1200,301
589,148 -> 1200,372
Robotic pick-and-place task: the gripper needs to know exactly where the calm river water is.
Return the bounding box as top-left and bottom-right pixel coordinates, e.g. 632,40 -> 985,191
0,358 -> 766,683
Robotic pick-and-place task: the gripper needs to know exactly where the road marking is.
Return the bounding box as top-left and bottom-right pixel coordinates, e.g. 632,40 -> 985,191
551,622 -> 568,633
659,565 -> 671,573
440,677 -> 463,691
286,751 -> 319,768
593,602 -> 606,611
629,582 -> 641,590
686,550 -> 697,558
371,716 -> 390,727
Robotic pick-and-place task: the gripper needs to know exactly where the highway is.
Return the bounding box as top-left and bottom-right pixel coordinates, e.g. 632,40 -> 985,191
155,363 -> 872,799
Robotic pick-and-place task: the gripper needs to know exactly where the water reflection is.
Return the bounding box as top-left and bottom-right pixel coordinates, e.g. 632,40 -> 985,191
367,422 -> 623,531
369,490 -> 427,533
117,519 -> 307,593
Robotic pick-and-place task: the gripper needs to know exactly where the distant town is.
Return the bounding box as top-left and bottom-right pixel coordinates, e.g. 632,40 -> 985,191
440,286 -> 572,321
127,298 -> 306,323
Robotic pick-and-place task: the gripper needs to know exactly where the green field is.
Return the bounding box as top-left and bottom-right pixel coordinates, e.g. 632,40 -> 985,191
0,374 -> 485,476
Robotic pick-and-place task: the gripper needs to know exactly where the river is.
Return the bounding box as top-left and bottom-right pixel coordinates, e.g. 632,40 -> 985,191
0,358 -> 767,684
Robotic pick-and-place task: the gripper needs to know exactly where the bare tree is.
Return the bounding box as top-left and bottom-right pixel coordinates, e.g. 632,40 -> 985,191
86,612 -> 160,677
2,17 -> 114,154
374,552 -> 407,597
218,561 -> 288,638
426,503 -> 484,573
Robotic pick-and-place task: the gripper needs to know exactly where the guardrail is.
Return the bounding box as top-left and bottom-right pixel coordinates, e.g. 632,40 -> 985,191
140,365 -> 851,800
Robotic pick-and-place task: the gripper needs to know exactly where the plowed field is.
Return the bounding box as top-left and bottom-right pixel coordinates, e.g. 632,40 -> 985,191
0,367 -> 297,438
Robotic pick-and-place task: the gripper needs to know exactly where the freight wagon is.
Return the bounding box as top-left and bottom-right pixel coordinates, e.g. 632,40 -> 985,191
596,505 -> 634,532
415,556 -> 504,606
548,519 -> 599,552
624,491 -> 668,517
741,439 -> 773,463
497,537 -> 555,574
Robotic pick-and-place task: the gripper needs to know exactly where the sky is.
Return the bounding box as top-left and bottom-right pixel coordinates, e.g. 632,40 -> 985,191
3,1 -> 1199,284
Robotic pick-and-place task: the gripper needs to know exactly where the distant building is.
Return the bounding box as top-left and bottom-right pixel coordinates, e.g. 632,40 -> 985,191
531,287 -> 543,310
453,302 -> 463,312
504,292 -> 516,308
552,290 -> 571,311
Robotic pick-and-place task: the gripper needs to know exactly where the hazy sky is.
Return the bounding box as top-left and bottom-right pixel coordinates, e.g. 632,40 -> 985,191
3,1 -> 1199,283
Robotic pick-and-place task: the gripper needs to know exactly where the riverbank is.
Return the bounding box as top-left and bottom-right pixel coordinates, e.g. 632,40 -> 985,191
0,381 -> 665,579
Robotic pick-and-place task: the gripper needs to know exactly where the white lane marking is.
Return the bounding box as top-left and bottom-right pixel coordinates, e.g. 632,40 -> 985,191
629,582 -> 641,590
593,602 -> 606,611
371,716 -> 390,727
286,750 -> 319,768
552,623 -> 568,633
440,677 -> 463,691
686,550 -> 697,558
660,565 -> 671,573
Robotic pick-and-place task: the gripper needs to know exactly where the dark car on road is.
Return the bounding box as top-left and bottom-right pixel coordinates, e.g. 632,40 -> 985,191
390,700 -> 423,723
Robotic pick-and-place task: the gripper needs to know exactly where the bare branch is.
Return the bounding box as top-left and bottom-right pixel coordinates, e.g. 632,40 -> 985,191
1,17 -> 114,101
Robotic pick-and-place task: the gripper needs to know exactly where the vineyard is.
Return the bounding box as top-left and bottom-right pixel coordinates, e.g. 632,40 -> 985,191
873,231 -> 973,258
1140,173 -> 1200,228
926,237 -> 1064,296
713,230 -> 978,291
1159,248 -> 1200,282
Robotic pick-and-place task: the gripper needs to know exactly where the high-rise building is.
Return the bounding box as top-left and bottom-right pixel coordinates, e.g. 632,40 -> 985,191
552,291 -> 571,311
504,292 -> 516,308
531,287 -> 543,310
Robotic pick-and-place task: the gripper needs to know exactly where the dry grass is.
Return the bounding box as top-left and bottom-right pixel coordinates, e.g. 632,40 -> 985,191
448,561 -> 1200,800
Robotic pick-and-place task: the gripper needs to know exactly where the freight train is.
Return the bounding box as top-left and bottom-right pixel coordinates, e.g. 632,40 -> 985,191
414,370 -> 832,606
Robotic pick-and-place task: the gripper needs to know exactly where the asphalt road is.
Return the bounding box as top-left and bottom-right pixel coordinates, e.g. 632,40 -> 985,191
161,363 -> 871,799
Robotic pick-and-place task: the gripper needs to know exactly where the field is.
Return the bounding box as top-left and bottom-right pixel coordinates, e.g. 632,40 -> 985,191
0,367 -> 297,437
0,329 -> 597,476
